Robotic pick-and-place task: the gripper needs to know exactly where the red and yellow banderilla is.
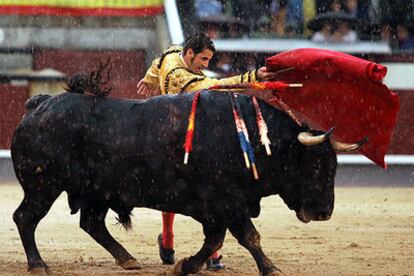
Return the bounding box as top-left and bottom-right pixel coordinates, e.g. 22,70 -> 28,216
209,81 -> 302,91
183,91 -> 201,164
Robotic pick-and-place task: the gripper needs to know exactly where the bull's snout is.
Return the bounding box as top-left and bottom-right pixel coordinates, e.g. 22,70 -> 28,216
296,206 -> 332,223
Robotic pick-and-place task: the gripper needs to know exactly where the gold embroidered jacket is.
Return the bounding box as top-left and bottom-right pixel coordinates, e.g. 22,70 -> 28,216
143,45 -> 258,94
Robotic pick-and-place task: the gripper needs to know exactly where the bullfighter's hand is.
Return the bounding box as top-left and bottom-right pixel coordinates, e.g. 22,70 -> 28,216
136,79 -> 160,98
257,66 -> 279,81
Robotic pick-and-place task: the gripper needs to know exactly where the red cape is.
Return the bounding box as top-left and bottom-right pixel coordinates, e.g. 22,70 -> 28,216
265,48 -> 400,168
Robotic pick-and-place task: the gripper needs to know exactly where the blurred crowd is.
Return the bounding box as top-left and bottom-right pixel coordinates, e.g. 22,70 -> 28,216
191,0 -> 414,50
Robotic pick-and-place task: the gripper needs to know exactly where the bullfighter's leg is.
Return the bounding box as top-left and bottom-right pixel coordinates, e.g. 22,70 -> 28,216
79,206 -> 141,270
172,224 -> 226,275
13,189 -> 62,274
228,217 -> 286,276
160,212 -> 223,269
159,212 -> 176,264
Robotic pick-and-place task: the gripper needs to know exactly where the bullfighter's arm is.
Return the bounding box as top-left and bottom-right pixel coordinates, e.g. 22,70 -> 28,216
167,66 -> 279,94
137,58 -> 162,97
167,68 -> 259,94
204,70 -> 260,89
142,58 -> 161,86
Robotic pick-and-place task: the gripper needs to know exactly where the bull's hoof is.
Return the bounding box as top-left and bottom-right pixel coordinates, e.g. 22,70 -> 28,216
170,258 -> 188,275
116,258 -> 142,270
262,268 -> 287,276
30,267 -> 51,275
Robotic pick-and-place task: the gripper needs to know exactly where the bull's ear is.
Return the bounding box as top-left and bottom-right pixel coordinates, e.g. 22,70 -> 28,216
331,137 -> 368,152
297,127 -> 334,146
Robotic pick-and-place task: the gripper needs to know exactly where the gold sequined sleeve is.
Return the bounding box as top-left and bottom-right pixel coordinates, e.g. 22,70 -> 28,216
142,58 -> 161,86
176,69 -> 259,93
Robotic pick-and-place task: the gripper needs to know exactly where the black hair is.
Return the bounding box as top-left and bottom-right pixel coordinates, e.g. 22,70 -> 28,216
183,32 -> 216,55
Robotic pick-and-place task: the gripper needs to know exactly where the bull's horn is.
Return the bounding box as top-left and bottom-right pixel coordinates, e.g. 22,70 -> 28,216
297,127 -> 334,146
331,137 -> 368,152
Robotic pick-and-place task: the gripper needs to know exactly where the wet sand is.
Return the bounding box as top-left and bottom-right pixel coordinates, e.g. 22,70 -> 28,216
0,182 -> 413,276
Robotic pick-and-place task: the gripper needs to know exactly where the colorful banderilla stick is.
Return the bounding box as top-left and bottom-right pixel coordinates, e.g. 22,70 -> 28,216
229,93 -> 250,169
252,96 -> 271,156
183,91 -> 201,165
232,93 -> 259,180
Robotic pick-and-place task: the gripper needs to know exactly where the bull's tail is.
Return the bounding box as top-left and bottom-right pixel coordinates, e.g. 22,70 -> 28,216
66,58 -> 113,97
116,209 -> 133,231
25,94 -> 51,110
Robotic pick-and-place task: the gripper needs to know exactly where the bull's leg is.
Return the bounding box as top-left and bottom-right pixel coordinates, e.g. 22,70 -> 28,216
79,206 -> 141,270
13,189 -> 62,274
229,217 -> 285,276
173,224 -> 226,275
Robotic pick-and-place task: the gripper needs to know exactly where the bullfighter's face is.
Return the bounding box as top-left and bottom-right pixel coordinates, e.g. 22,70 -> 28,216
185,48 -> 214,74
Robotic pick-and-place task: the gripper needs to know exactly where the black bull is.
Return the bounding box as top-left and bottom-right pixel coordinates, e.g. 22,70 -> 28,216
12,88 -> 337,275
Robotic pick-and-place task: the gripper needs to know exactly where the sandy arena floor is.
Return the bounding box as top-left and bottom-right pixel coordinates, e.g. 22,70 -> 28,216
0,182 -> 413,276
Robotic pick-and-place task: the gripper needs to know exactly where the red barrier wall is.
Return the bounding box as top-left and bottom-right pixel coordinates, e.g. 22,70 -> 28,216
0,84 -> 29,149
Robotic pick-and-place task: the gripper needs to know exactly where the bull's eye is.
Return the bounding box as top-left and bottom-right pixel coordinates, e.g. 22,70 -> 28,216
311,161 -> 322,178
